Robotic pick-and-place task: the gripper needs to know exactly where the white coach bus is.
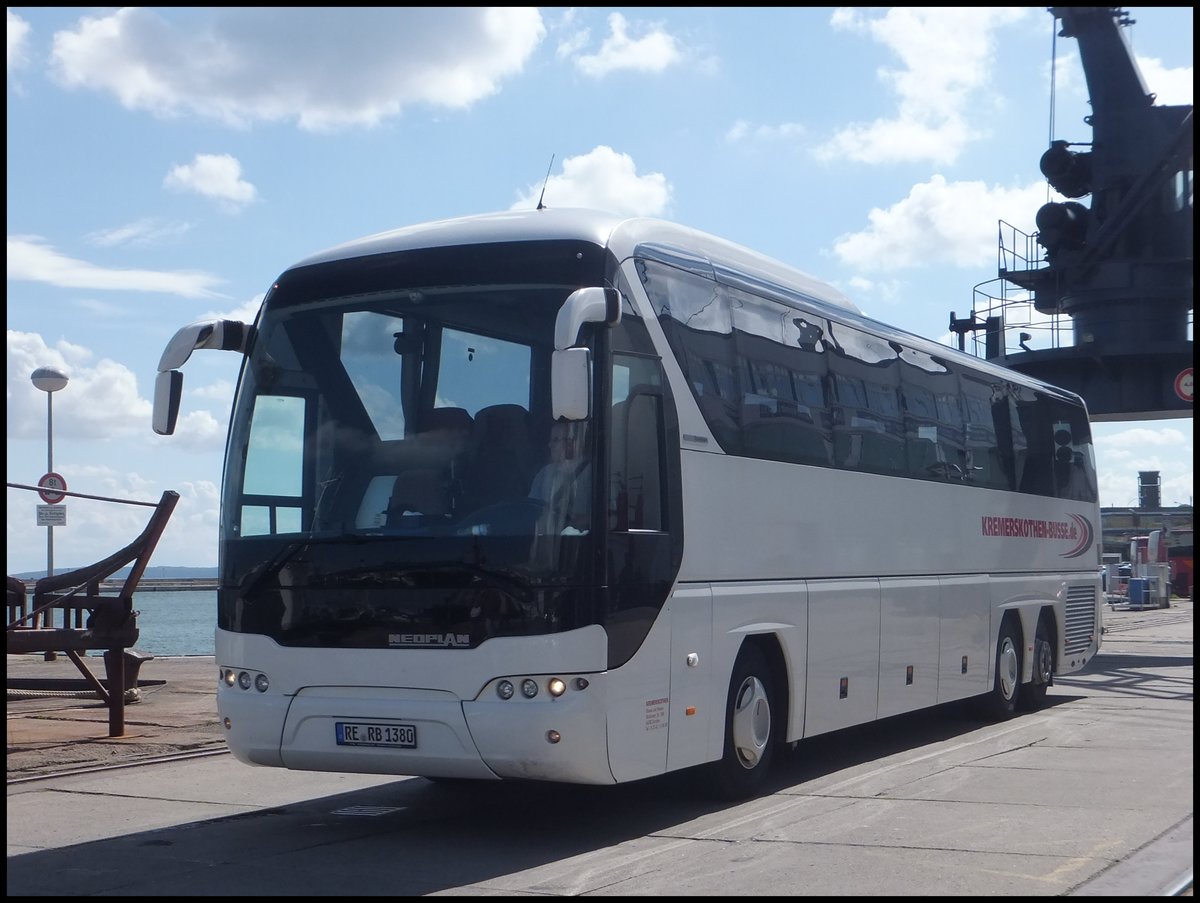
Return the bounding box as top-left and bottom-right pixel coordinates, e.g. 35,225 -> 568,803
153,208 -> 1103,799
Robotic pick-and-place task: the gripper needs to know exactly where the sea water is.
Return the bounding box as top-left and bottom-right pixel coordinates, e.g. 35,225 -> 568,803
127,589 -> 217,657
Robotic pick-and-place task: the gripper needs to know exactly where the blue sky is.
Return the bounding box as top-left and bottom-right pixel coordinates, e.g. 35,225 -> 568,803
6,7 -> 1193,574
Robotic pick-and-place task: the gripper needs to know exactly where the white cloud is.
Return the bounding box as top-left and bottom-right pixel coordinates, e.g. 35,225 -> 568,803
86,218 -> 194,248
6,330 -> 228,448
164,153 -> 257,212
6,465 -> 223,576
819,7 -> 1030,165
725,120 -> 806,144
509,146 -> 671,216
1137,56 -> 1194,106
1050,51 -> 1192,110
831,175 -> 1053,271
555,27 -> 590,61
1097,425 -> 1191,451
192,379 -> 235,403
573,13 -> 684,77
7,9 -> 31,73
7,235 -> 226,299
7,330 -> 146,442
49,7 -> 545,131
1093,422 -> 1194,508
199,294 -> 265,326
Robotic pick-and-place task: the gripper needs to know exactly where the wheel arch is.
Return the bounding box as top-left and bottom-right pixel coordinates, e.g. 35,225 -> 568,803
738,632 -> 790,746
1012,602 -> 1059,684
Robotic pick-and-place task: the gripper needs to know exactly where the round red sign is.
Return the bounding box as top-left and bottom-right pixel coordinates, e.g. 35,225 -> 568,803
37,472 -> 67,504
1174,367 -> 1193,403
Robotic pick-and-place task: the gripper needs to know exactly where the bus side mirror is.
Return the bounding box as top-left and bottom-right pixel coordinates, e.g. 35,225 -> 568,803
551,286 -> 619,421
153,370 -> 184,436
551,347 -> 592,420
153,318 -> 254,436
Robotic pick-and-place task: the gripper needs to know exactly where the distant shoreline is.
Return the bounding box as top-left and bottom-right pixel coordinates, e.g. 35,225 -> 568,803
16,577 -> 218,593
120,578 -> 219,592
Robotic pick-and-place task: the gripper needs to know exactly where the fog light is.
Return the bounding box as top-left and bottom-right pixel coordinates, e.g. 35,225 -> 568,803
546,730 -> 561,744
238,671 -> 252,690
548,677 -> 566,697
254,673 -> 269,693
497,679 -> 514,700
521,678 -> 539,698
223,717 -> 232,730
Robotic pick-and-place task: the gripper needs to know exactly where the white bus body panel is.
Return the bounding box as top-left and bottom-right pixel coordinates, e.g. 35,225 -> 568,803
709,581 -> 808,749
936,576 -> 991,703
878,577 -> 943,718
672,450 -> 1099,743
988,573 -> 1085,681
282,686 -> 498,779
664,584 -> 716,773
804,579 -> 881,736
603,605 -> 672,783
676,450 -> 1098,582
218,625 -> 619,782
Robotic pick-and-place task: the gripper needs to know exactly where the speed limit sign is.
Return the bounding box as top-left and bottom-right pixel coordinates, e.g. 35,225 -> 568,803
37,472 -> 67,504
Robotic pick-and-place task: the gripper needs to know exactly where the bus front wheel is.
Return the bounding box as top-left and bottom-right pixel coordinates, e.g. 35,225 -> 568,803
983,619 -> 1022,720
711,643 -> 776,800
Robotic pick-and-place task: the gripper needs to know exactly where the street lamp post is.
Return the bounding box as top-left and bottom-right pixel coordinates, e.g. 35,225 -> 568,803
31,367 -> 69,579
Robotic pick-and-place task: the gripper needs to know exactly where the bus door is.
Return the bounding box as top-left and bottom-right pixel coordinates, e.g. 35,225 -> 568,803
603,351 -> 686,780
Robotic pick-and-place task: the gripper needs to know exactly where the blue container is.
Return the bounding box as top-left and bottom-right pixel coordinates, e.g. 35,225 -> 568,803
1128,578 -> 1148,604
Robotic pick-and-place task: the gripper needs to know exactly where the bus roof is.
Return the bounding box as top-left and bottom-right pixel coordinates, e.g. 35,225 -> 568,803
291,207 -> 860,313
287,207 -> 1087,409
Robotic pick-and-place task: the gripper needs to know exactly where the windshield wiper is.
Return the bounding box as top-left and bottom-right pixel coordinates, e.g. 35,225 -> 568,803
239,538 -> 311,603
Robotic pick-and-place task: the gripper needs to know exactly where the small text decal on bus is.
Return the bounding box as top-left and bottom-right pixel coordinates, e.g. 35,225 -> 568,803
981,513 -> 1094,558
389,633 -> 472,648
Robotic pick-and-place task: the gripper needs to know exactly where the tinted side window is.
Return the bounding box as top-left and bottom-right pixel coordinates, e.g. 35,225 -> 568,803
640,259 -> 741,454
899,349 -> 965,483
728,285 -> 833,467
826,322 -> 904,476
638,257 -> 1096,501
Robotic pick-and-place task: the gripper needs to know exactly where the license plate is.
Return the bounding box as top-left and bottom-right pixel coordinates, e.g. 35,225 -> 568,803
335,721 -> 417,748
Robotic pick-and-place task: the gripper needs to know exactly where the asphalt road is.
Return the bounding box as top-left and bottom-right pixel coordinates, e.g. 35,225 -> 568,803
6,600 -> 1193,896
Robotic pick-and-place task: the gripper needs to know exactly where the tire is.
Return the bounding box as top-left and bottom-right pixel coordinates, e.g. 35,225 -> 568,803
1019,616 -> 1053,712
982,618 -> 1022,720
711,643 -> 777,800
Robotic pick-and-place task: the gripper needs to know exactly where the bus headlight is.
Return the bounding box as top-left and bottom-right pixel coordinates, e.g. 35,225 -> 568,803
521,678 -> 539,698
222,669 -> 236,687
254,673 -> 269,693
496,679 -> 515,700
237,671 -> 252,690
548,677 -> 566,697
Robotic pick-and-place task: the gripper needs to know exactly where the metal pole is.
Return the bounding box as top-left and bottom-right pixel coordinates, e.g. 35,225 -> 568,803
47,391 -> 55,579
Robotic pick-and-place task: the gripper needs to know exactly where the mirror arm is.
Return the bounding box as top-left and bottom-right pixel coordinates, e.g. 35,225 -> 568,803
553,287 -> 620,350
158,319 -> 253,371
153,319 -> 254,436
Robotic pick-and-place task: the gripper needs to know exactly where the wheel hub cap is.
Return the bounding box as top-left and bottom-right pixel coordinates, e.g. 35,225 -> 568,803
731,676 -> 770,769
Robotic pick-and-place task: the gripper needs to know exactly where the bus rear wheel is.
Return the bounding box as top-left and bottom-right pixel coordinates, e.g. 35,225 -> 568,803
1019,617 -> 1054,712
711,644 -> 776,800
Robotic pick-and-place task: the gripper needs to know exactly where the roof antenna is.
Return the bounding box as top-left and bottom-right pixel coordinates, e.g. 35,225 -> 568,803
536,154 -> 555,210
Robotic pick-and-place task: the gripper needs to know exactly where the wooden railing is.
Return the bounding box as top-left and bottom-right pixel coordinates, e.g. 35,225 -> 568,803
7,490 -> 180,736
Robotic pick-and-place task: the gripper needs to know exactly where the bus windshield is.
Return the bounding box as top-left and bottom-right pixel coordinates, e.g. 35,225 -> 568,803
219,257 -> 604,649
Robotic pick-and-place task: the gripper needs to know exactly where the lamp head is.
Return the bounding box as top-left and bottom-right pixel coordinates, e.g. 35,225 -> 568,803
31,367 -> 69,393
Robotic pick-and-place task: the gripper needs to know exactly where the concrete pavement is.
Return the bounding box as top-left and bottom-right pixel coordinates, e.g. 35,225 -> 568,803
6,600 -> 1193,895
